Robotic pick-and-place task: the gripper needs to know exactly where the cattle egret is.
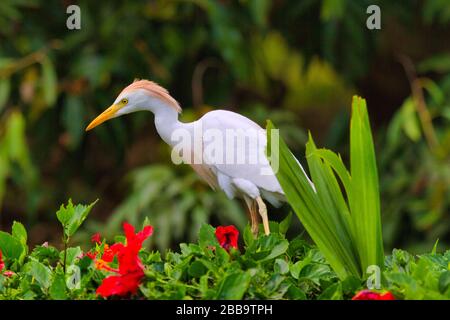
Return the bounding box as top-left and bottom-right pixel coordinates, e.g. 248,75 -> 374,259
86,79 -> 312,236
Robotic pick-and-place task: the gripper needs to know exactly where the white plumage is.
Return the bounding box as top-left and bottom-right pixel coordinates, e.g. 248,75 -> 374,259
86,79 -> 311,235
195,110 -> 285,202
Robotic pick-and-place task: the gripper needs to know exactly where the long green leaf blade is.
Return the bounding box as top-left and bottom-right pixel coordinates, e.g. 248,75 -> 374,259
349,96 -> 384,272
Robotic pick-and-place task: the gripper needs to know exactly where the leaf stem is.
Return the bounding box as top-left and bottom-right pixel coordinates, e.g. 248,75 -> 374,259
63,235 -> 68,274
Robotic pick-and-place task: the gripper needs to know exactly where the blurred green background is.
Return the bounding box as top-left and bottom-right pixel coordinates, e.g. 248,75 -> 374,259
0,0 -> 449,253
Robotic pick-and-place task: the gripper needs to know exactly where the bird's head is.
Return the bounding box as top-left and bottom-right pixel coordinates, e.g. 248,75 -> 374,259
86,79 -> 181,131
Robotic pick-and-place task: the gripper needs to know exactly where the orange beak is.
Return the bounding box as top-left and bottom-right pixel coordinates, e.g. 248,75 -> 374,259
85,104 -> 120,131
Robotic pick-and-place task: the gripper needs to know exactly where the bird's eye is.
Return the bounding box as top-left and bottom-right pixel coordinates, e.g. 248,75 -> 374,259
121,98 -> 128,105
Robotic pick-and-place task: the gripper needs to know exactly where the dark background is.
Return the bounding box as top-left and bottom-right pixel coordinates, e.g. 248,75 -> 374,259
0,0 -> 449,253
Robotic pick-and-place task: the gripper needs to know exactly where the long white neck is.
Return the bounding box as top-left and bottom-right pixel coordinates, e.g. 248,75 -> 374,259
120,90 -> 192,147
151,102 -> 191,147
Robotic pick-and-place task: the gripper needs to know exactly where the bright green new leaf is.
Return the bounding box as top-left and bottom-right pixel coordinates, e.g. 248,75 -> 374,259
0,231 -> 24,261
56,199 -> 98,238
350,96 -> 384,273
12,221 -> 27,246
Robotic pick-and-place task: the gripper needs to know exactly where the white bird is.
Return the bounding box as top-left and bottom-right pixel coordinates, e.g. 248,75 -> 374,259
86,79 -> 311,236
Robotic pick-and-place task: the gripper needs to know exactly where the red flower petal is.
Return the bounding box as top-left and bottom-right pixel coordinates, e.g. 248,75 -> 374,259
91,233 -> 102,244
380,292 -> 396,300
85,251 -> 97,260
101,244 -> 116,263
215,225 -> 239,252
137,225 -> 154,242
123,222 -> 135,242
95,222 -> 153,298
110,243 -> 125,255
96,267 -> 144,297
0,250 -> 4,272
97,275 -> 128,297
352,290 -> 395,300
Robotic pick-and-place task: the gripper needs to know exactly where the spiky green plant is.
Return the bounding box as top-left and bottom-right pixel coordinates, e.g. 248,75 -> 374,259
267,96 -> 384,280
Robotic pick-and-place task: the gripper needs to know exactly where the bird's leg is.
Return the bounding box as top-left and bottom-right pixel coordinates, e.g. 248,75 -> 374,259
256,196 -> 270,235
244,195 -> 260,237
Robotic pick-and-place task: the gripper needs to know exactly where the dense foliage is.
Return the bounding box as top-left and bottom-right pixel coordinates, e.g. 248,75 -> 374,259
0,201 -> 449,300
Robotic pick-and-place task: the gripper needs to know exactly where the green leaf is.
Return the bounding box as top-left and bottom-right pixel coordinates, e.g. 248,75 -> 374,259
142,216 -> 152,229
12,221 -> 27,246
261,240 -> 289,262
419,53 -> 450,73
439,271 -> 450,294
114,235 -> 126,244
279,212 -> 292,235
41,57 -> 57,106
198,224 -> 219,248
267,120 -> 358,279
243,223 -> 254,247
4,111 -> 29,162
266,95 -> 384,281
274,258 -> 289,275
431,239 -> 439,254
341,275 -> 362,295
188,260 -> 208,278
60,247 -> 82,266
349,96 -> 384,273
0,77 -> 10,112
305,137 -> 357,268
318,283 -> 342,300
56,199 -> 98,238
56,202 -> 72,226
400,98 -> 421,142
287,285 -> 307,300
50,271 -> 67,300
31,245 -> 60,262
290,257 -> 311,280
215,272 -> 251,299
0,231 -> 24,261
26,259 -> 52,290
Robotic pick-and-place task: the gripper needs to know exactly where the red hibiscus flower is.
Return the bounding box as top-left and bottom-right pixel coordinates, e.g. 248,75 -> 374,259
0,250 -> 4,272
352,290 -> 395,300
85,251 -> 97,260
96,222 -> 153,298
91,233 -> 102,244
0,250 -> 14,277
215,225 -> 239,251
